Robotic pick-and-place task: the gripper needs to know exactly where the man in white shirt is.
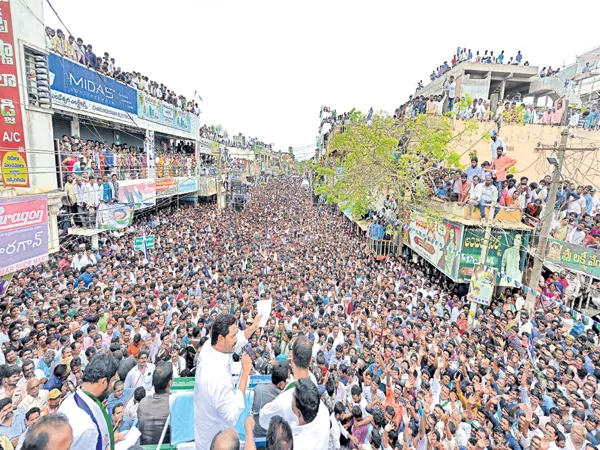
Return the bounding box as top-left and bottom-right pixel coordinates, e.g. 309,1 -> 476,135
464,176 -> 484,218
259,337 -> 321,436
567,223 -> 586,246
123,350 -> 155,394
194,313 -> 253,450
58,353 -> 119,450
289,378 -> 330,450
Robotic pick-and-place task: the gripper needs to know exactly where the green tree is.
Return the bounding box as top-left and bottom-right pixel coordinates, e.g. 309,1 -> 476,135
313,110 -> 476,217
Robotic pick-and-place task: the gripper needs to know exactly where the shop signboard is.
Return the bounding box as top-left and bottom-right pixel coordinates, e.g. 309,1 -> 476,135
0,195 -> 49,275
156,178 -> 177,197
118,182 -> 156,209
137,92 -> 192,133
404,209 -> 463,280
0,1 -> 29,187
177,177 -> 198,195
546,238 -> 600,278
457,227 -> 530,285
48,53 -> 137,114
198,138 -> 212,155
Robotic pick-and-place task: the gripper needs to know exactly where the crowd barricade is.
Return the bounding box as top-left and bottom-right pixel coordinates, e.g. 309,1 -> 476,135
367,237 -> 398,258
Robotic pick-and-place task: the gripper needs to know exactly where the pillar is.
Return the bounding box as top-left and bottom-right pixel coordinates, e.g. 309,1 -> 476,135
499,79 -> 506,102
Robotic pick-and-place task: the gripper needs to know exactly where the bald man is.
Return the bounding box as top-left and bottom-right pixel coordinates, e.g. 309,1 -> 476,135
18,379 -> 48,413
210,428 -> 240,450
21,414 -> 73,450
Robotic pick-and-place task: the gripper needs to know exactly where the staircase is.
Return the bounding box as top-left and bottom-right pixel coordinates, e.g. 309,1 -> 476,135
528,75 -> 582,107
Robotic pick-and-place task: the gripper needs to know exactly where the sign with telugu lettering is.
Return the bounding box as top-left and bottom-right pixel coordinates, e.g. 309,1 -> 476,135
0,195 -> 49,276
0,0 -> 29,187
458,227 -> 530,285
546,238 -> 600,279
466,265 -> 496,306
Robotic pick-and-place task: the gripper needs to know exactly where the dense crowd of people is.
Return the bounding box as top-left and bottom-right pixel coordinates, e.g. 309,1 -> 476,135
200,125 -> 274,152
2,176 -> 600,450
45,27 -> 201,115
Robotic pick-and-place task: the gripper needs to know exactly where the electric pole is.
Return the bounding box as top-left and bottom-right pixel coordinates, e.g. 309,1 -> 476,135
216,148 -> 224,210
525,128 -> 598,313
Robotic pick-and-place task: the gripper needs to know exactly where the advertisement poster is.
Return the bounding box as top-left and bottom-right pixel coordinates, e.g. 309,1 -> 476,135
118,182 -> 156,209
546,238 -> 600,278
0,273 -> 13,296
0,195 -> 49,275
467,265 -> 496,306
177,177 -> 198,194
156,178 -> 177,197
96,202 -> 134,230
458,228 -> 530,285
145,130 -> 155,179
198,137 -> 212,155
137,91 -> 191,133
48,53 -> 137,114
404,209 -> 462,280
0,0 -> 29,187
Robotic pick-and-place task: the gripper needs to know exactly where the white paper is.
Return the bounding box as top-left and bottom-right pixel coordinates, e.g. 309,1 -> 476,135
256,300 -> 271,328
115,426 -> 142,450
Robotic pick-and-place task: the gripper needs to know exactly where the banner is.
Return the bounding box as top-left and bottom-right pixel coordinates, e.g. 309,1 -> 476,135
48,53 -> 137,114
198,137 -> 212,155
211,141 -> 221,154
254,143 -> 266,154
467,265 -> 496,306
0,273 -> 13,296
96,202 -> 134,230
546,238 -> 600,278
404,209 -> 463,280
177,177 -> 198,194
145,130 -> 155,179
118,182 -> 156,209
198,176 -> 217,196
0,195 -> 49,275
156,178 -> 177,197
0,0 -> 29,187
138,91 -> 191,133
458,228 -> 530,285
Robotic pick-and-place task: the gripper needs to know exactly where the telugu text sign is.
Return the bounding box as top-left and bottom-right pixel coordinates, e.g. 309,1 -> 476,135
0,195 -> 49,275
546,238 -> 600,278
0,0 -> 29,187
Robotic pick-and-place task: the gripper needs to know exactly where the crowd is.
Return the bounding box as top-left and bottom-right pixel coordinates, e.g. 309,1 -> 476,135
45,26 -> 201,116
2,176 -> 600,450
417,48 -> 528,90
200,125 -> 274,152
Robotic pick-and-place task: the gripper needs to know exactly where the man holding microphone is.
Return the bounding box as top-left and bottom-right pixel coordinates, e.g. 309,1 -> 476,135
194,312 -> 262,450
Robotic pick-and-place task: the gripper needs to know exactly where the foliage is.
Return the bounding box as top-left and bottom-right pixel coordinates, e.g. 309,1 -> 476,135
507,165 -> 517,174
469,149 -> 478,161
312,110 -> 477,216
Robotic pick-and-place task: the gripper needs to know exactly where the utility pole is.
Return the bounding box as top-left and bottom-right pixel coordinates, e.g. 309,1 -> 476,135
216,148 -> 223,210
468,195 -> 497,328
525,128 -> 568,313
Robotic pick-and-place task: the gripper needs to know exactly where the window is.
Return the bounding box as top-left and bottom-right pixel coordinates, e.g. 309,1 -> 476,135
24,47 -> 51,108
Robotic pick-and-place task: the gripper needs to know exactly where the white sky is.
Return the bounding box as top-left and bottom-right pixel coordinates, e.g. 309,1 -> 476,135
43,0 -> 590,159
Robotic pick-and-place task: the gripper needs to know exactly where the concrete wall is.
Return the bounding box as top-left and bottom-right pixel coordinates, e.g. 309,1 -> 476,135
12,0 -> 58,195
452,120 -> 600,186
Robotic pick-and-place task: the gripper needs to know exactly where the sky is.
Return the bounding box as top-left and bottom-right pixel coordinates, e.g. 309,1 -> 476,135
43,0 -> 591,160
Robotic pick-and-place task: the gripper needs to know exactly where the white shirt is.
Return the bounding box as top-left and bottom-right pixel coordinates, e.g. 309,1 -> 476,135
58,389 -> 111,450
329,413 -> 347,450
292,402 -> 331,450
468,183 -> 484,202
194,345 -> 246,450
123,363 -> 155,394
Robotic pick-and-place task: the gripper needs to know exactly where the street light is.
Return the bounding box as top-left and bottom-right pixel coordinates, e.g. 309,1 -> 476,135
546,157 -> 559,167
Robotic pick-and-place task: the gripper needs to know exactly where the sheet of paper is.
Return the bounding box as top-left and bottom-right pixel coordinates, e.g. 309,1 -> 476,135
115,426 -> 142,450
256,300 -> 271,328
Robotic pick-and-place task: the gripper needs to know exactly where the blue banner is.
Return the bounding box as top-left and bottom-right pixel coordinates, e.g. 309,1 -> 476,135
49,53 -> 137,115
177,177 -> 198,194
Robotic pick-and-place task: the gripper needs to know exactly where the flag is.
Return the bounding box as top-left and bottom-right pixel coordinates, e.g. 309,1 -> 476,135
366,107 -> 374,122
194,90 -> 203,102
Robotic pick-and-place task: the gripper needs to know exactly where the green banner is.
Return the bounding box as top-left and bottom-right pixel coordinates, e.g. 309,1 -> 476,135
457,227 -> 530,285
254,143 -> 265,154
134,235 -> 155,251
546,238 -> 600,278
